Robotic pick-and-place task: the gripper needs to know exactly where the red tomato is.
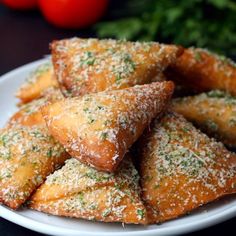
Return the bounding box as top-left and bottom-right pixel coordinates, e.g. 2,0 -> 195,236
2,0 -> 37,10
38,0 -> 109,29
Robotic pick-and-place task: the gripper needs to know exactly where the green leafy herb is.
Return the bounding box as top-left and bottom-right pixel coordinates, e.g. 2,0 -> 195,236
83,107 -> 89,113
47,148 -> 53,158
104,120 -> 111,126
205,119 -> 218,131
100,132 -> 108,140
78,193 -> 86,207
85,171 -> 111,182
88,116 -> 95,124
115,74 -> 122,84
102,209 -> 111,217
96,0 -> 236,55
194,51 -> 202,61
80,51 -> 96,66
0,134 -> 8,147
32,145 -> 40,152
206,90 -> 227,98
137,209 -> 145,219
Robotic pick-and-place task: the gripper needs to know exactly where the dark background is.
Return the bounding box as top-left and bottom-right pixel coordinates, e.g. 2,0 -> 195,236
0,3 -> 236,236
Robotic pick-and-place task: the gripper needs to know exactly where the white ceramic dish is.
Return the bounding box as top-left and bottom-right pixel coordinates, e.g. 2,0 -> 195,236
1,58 -> 236,236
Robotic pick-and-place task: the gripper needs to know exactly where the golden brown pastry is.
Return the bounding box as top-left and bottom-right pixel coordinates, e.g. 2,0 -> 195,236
29,155 -> 147,224
16,62 -> 58,104
9,88 -> 63,127
42,81 -> 174,172
0,125 -> 68,209
167,47 -> 236,95
138,112 -> 236,223
51,37 -> 182,97
172,90 -> 236,147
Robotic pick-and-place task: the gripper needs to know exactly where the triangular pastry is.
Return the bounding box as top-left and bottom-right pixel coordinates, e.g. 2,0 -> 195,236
16,62 -> 58,104
42,81 -> 174,172
29,155 -> 148,224
0,125 -> 68,209
138,112 -> 236,223
51,37 -> 182,97
172,90 -> 236,147
167,47 -> 236,95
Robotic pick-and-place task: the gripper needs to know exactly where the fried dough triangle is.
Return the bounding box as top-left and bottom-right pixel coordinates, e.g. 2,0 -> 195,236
29,155 -> 148,224
51,37 -> 182,97
172,90 -> 236,147
167,47 -> 236,95
138,112 -> 236,223
16,62 -> 58,104
41,81 -> 174,172
0,125 -> 69,209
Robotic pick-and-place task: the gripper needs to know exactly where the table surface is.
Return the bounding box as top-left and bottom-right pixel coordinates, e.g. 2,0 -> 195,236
0,4 -> 236,236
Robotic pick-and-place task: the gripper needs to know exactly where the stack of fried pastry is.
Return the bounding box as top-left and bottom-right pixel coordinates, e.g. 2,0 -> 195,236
1,38 -> 236,225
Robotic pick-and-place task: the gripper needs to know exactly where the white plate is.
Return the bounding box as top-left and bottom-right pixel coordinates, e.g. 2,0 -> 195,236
1,59 -> 236,236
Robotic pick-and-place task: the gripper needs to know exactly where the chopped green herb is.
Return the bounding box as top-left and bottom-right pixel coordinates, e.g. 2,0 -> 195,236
84,97 -> 91,102
85,171 -> 111,182
0,150 -> 11,160
32,145 -> 40,152
157,166 -> 166,175
78,193 -> 86,207
115,74 -> 122,84
124,53 -> 136,70
206,90 -> 226,98
80,51 -> 96,66
104,120 -> 112,126
47,148 -> 53,158
89,204 -> 97,210
181,127 -> 190,133
83,107 -> 89,113
100,132 -> 108,140
6,173 -> 12,178
88,116 -> 95,124
205,120 -> 218,131
87,59 -> 95,65
194,51 -> 202,62
137,209 -> 145,220
97,105 -> 104,110
0,134 -> 8,147
31,131 -> 44,138
225,96 -> 236,105
102,209 -> 111,217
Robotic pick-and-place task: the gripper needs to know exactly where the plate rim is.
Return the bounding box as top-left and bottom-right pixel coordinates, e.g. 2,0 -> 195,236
1,203 -> 236,236
1,58 -> 236,236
